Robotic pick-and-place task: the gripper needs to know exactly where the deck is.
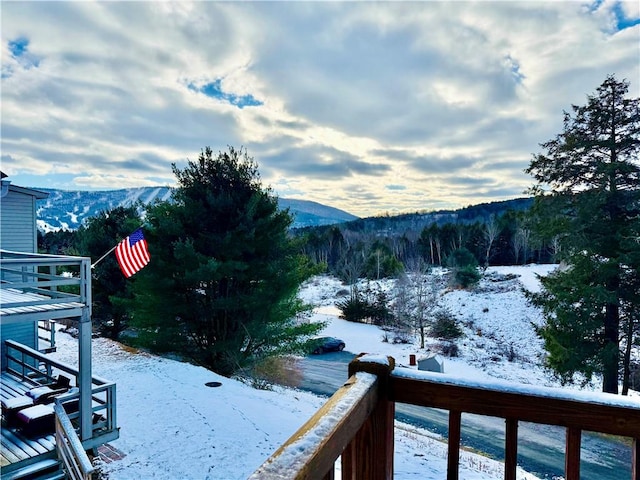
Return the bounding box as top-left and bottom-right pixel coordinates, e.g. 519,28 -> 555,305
0,288 -> 85,323
1,251 -> 118,478
1,372 -> 57,471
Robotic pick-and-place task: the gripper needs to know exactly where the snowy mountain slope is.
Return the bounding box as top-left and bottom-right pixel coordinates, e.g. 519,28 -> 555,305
35,187 -> 358,231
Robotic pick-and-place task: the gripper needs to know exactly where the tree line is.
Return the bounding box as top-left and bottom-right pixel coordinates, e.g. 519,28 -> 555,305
295,204 -> 555,283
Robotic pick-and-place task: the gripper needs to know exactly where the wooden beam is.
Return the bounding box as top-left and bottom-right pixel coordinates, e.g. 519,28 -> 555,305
389,375 -> 640,437
249,373 -> 380,480
79,307 -> 93,442
504,418 -> 518,480
633,438 -> 638,480
447,410 -> 461,480
565,427 -> 581,480
342,355 -> 395,480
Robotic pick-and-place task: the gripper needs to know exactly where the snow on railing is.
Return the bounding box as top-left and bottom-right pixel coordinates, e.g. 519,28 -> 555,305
251,354 -> 640,480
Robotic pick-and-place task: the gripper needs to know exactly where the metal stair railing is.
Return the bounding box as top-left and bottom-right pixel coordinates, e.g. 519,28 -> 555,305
53,398 -> 95,480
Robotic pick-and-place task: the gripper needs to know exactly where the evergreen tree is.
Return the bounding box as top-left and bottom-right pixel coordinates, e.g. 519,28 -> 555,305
75,206 -> 143,339
526,75 -> 640,394
129,146 -> 322,376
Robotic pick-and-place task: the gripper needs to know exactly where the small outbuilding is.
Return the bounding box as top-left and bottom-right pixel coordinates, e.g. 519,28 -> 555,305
418,353 -> 444,373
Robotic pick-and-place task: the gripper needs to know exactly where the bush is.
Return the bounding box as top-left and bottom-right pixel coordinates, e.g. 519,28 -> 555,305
454,265 -> 481,289
445,247 -> 481,289
430,308 -> 463,340
337,285 -> 393,326
243,356 -> 302,390
438,341 -> 460,357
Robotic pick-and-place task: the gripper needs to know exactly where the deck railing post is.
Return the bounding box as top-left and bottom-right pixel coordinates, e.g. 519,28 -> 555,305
447,410 -> 461,480
504,418 -> 518,480
565,427 -> 581,480
342,354 -> 395,480
78,307 -> 93,442
633,438 -> 638,480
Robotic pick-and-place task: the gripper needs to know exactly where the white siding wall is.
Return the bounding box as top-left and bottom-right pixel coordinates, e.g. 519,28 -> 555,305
1,189 -> 37,253
1,188 -> 39,370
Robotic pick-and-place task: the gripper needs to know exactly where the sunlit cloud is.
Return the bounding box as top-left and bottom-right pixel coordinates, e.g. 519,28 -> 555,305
1,1 -> 638,218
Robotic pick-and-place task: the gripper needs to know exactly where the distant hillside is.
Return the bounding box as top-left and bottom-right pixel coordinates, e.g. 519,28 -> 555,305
35,188 -> 358,231
295,197 -> 534,236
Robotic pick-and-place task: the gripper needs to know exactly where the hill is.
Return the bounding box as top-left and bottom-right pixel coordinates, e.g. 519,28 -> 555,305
328,197 -> 534,236
34,187 -> 358,231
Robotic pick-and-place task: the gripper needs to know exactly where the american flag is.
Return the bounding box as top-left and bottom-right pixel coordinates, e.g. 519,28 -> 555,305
115,228 -> 150,278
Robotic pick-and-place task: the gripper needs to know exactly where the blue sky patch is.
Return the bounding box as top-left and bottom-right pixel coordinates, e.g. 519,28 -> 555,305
612,2 -> 640,31
4,37 -> 40,74
188,79 -> 262,109
9,37 -> 29,58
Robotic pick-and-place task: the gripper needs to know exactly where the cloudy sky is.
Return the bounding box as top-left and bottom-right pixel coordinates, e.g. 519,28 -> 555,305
2,1 -> 638,217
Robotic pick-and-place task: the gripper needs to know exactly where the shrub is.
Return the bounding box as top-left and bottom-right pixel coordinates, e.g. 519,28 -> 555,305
243,356 -> 302,390
438,341 -> 460,357
453,265 -> 481,289
337,284 -> 393,326
337,294 -> 371,323
430,308 -> 463,340
445,247 -> 481,289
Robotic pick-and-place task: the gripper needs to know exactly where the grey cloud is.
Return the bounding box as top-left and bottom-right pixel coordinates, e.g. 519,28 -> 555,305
261,145 -> 391,179
372,149 -> 480,174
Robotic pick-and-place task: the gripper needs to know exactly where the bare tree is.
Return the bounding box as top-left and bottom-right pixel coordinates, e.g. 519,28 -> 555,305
483,214 -> 500,268
399,258 -> 441,348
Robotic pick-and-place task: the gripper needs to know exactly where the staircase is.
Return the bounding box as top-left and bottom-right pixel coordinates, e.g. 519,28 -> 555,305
1,458 -> 65,480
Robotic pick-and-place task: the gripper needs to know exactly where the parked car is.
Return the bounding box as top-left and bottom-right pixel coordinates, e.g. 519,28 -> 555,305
310,336 -> 346,354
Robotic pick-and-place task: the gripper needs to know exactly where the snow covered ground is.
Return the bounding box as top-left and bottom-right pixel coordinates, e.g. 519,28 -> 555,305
48,265 -> 635,479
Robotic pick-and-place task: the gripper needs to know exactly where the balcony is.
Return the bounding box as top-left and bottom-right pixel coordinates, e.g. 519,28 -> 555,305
251,354 -> 640,480
1,249 -> 118,478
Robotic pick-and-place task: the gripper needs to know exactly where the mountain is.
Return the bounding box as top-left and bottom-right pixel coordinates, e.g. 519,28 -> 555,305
34,187 -> 358,232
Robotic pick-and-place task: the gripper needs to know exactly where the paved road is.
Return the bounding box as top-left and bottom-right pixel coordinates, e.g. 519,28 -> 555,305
297,351 -> 631,480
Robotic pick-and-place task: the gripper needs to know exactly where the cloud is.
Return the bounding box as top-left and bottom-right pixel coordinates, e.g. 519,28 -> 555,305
0,1 -> 638,217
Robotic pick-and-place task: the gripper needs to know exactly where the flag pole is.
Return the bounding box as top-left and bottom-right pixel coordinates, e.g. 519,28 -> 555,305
91,244 -> 118,269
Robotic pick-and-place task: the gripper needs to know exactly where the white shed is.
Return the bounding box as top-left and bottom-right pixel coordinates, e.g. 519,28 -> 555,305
418,353 -> 445,373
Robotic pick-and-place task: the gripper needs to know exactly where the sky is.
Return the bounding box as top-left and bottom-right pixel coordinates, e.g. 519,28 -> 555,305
1,1 -> 639,218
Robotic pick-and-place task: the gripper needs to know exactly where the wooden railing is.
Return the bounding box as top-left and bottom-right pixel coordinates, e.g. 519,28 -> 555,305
251,354 -> 640,480
54,398 -> 96,480
5,339 -> 118,449
38,320 -> 57,351
0,249 -> 91,319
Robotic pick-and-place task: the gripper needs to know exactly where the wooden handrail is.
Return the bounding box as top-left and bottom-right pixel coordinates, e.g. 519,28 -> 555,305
389,369 -> 640,437
0,249 -> 92,314
249,355 -> 396,480
251,356 -> 640,480
54,400 -> 95,480
249,372 -> 379,479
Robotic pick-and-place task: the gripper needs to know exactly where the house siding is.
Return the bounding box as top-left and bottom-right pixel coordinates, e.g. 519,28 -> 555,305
1,189 -> 38,253
1,324 -> 37,371
1,187 -> 40,371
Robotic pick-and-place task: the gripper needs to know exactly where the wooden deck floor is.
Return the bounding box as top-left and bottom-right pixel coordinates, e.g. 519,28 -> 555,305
1,372 -> 57,471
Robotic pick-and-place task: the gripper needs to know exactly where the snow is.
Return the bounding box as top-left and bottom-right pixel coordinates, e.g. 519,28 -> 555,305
249,372 -> 378,479
393,368 -> 640,409
47,264 -> 634,479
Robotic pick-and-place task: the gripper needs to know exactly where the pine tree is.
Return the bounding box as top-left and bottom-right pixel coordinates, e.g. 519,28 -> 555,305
129,147 -> 322,376
526,75 -> 640,394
